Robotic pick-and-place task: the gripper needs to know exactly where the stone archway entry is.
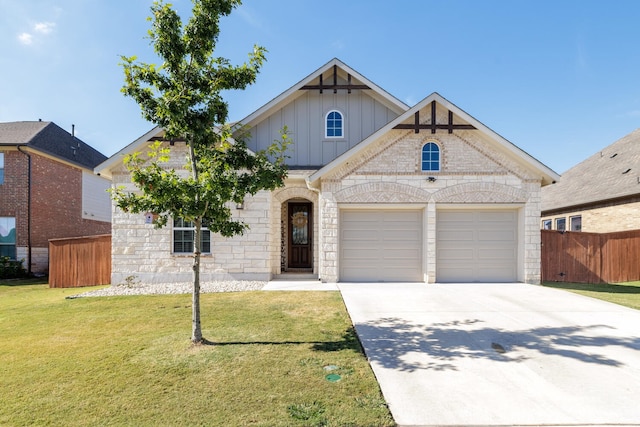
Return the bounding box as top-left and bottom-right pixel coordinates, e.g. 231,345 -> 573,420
288,202 -> 313,270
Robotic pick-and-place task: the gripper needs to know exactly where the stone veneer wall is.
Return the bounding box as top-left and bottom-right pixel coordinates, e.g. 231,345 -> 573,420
270,183 -> 319,275
109,142 -> 275,285
316,126 -> 543,284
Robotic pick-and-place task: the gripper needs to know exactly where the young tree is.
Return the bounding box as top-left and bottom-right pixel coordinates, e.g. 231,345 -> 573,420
113,0 -> 289,344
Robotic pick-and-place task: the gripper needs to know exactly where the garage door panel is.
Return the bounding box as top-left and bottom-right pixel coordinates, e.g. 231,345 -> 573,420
437,210 -> 517,283
437,230 -> 475,241
340,209 -> 422,282
439,248 -> 474,259
478,249 -> 516,260
478,230 -> 515,241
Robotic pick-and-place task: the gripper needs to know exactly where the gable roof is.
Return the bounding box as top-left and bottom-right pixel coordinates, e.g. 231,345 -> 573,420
95,126 -> 164,179
239,58 -> 409,127
308,92 -> 560,187
0,121 -> 107,170
97,58 -> 409,178
541,128 -> 640,213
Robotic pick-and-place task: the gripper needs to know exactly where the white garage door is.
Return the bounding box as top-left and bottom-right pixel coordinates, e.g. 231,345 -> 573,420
340,210 -> 422,282
437,210 -> 517,282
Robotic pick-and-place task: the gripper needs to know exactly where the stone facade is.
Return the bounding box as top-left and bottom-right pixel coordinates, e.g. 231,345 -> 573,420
314,126 -> 543,284
103,61 -> 556,286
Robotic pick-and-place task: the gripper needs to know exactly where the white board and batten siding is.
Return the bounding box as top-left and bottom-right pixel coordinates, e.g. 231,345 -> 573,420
82,171 -> 111,222
436,210 -> 518,283
340,209 -> 423,282
246,90 -> 400,167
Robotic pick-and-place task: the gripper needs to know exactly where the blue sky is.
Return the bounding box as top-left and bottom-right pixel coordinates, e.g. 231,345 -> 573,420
2,0 -> 640,174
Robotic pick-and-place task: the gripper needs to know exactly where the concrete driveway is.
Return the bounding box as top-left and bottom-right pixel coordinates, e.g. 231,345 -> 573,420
339,283 -> 640,427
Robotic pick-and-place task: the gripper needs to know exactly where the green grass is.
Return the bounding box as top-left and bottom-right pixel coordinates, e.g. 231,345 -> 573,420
543,281 -> 640,310
0,283 -> 394,427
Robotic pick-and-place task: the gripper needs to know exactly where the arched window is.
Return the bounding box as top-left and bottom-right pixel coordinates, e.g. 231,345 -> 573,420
421,142 -> 440,172
325,110 -> 343,138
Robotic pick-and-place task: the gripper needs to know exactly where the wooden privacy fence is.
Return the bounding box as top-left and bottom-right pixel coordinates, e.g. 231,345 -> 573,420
541,229 -> 640,284
49,234 -> 111,288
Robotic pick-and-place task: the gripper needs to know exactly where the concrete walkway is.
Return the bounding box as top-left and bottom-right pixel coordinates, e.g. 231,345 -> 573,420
339,283 -> 640,426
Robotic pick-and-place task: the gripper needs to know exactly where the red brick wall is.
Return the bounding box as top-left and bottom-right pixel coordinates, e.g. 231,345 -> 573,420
0,150 -> 29,246
30,153 -> 110,247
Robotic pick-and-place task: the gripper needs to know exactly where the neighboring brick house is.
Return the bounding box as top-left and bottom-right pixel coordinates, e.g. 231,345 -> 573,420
0,121 -> 111,274
97,58 -> 558,285
541,129 -> 640,233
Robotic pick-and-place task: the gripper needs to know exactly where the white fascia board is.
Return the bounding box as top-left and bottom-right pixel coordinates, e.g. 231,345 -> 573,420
94,126 -> 164,179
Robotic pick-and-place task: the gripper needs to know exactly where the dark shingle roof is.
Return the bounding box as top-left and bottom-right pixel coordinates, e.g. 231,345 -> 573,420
541,128 -> 640,212
0,121 -> 107,169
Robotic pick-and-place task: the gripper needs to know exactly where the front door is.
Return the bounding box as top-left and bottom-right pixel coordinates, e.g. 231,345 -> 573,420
288,202 -> 312,269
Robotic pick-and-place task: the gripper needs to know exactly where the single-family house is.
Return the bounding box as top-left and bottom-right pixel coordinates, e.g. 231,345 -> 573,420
0,121 -> 111,274
97,58 -> 558,285
541,129 -> 640,233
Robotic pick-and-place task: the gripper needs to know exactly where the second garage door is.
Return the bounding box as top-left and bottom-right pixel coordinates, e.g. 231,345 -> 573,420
340,210 -> 422,282
437,210 -> 518,282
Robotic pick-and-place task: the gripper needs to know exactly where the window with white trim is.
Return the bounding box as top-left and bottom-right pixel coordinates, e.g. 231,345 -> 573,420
173,218 -> 211,254
325,110 -> 343,138
570,215 -> 582,231
556,217 -> 566,231
0,217 -> 16,259
0,153 -> 4,184
421,142 -> 440,172
542,219 -> 552,230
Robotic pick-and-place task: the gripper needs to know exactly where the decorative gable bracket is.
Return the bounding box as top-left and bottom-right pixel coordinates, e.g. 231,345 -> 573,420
393,100 -> 477,134
300,64 -> 371,94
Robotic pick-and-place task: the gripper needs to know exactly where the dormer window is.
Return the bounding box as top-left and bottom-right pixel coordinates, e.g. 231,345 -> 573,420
326,110 -> 343,138
421,142 -> 440,172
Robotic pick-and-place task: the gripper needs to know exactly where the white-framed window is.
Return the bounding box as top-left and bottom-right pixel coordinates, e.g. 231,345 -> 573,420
421,142 -> 440,172
556,217 -> 566,231
542,219 -> 552,230
0,153 -> 4,184
173,218 -> 211,254
570,215 -> 582,231
325,110 -> 344,138
0,217 -> 16,259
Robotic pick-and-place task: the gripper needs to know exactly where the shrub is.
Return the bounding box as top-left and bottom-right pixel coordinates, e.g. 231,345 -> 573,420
0,257 -> 28,279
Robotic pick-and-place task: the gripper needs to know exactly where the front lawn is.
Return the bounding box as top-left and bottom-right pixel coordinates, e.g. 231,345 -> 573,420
0,283 -> 394,427
542,281 -> 640,310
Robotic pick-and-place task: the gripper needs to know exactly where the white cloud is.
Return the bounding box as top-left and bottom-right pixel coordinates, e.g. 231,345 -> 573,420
17,32 -> 33,45
16,21 -> 56,46
34,22 -> 55,34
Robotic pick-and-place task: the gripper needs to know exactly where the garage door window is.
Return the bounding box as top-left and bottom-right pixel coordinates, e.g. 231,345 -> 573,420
421,142 -> 440,172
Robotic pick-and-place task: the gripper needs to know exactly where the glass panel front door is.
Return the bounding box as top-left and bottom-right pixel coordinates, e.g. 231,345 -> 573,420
288,203 -> 312,269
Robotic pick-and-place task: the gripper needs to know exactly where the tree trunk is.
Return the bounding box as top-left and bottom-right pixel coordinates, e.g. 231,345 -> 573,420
192,216 -> 203,344
189,140 -> 203,344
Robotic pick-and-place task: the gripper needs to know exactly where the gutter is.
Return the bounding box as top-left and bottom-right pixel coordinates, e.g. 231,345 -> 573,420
16,145 -> 32,275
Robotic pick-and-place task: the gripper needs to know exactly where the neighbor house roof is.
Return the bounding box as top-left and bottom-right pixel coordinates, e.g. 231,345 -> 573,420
308,92 -> 560,187
541,128 -> 640,214
0,121 -> 107,169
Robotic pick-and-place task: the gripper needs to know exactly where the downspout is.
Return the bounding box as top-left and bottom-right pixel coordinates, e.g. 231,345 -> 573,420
305,178 -> 322,281
16,145 -> 32,275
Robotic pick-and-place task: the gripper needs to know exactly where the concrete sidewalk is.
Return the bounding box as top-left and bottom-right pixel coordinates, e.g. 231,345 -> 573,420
339,283 -> 640,426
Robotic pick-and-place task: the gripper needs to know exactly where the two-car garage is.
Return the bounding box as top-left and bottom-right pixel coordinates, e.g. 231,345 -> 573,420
339,208 -> 519,283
